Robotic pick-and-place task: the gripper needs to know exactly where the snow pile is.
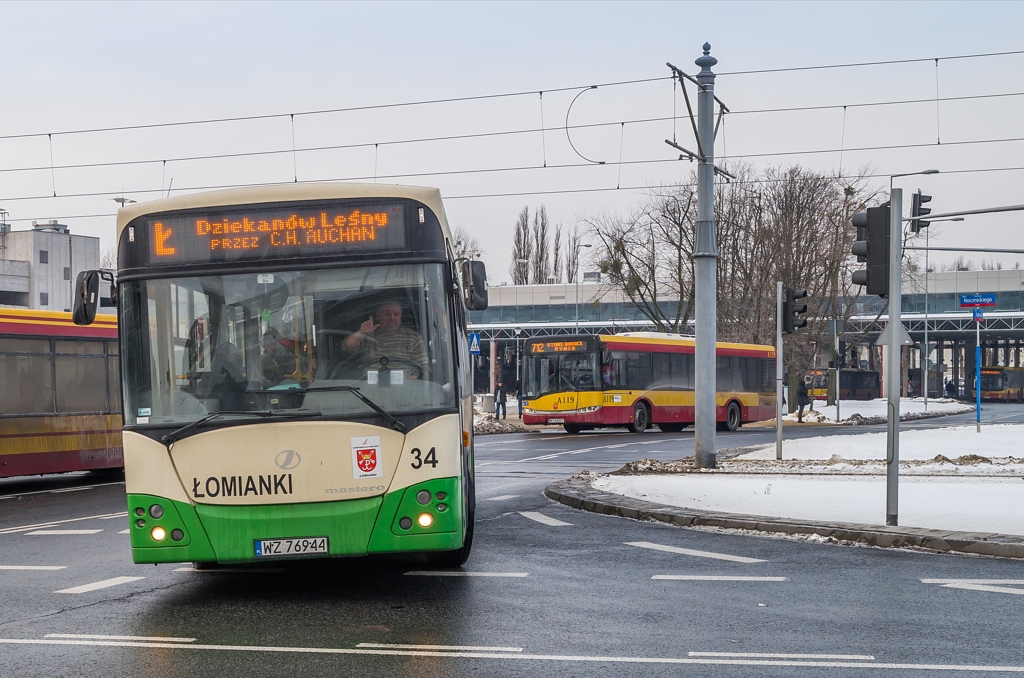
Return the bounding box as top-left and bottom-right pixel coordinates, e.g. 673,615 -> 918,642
473,413 -> 528,435
777,398 -> 973,425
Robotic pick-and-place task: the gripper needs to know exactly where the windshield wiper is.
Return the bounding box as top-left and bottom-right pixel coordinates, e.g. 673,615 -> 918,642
248,386 -> 407,432
161,410 -> 321,445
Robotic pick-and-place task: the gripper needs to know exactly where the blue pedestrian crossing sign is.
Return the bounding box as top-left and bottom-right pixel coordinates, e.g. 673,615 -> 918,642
973,307 -> 984,322
469,333 -> 481,355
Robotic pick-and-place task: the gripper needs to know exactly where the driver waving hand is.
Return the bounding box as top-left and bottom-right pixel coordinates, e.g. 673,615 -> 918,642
342,300 -> 428,379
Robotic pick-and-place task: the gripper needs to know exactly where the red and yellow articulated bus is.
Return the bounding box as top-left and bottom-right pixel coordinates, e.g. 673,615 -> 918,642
979,366 -> 1024,402
0,308 -> 122,477
520,333 -> 776,433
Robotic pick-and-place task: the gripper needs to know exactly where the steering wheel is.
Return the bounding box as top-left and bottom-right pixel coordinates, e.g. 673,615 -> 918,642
376,356 -> 425,381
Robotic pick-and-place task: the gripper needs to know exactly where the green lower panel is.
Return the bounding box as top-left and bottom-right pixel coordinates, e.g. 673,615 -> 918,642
128,477 -> 465,565
195,496 -> 383,563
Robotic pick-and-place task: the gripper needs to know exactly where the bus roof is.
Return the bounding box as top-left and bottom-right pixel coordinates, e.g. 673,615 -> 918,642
115,182 -> 451,241
0,308 -> 117,339
596,332 -> 774,357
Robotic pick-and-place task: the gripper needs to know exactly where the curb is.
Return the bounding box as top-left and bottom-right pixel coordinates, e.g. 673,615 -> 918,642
544,477 -> 1024,559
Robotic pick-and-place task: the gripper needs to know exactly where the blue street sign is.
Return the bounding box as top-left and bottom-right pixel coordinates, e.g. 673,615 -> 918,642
960,293 -> 996,307
469,333 -> 481,355
973,307 -> 984,322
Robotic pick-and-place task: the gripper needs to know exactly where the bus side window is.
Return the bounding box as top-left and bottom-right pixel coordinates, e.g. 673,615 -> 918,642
652,353 -> 671,388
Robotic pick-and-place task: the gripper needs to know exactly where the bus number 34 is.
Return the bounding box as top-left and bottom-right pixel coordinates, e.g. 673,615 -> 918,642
410,447 -> 438,469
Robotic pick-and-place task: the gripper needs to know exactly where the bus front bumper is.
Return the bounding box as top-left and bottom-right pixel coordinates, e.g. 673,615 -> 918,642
125,477 -> 464,564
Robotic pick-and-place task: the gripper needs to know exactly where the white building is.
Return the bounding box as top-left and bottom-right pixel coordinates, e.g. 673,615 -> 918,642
0,220 -> 101,311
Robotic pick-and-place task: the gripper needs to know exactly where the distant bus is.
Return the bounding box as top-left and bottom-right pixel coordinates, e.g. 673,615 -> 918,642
978,367 -> 1024,402
0,308 -> 122,478
520,333 -> 775,433
806,369 -> 880,401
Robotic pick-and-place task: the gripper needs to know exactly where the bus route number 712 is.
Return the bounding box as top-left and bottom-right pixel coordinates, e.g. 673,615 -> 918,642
410,447 -> 438,469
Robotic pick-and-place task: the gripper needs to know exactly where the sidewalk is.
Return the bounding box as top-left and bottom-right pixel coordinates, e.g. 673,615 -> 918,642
545,424 -> 1024,558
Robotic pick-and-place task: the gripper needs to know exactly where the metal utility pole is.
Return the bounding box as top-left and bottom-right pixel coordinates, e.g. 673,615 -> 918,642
886,188 -> 903,526
693,43 -> 718,469
775,281 -> 783,460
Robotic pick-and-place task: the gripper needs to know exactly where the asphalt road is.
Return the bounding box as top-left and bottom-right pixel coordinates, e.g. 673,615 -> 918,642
2,404 -> 1023,676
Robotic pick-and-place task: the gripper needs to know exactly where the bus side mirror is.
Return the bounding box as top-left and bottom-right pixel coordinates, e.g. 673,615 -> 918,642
72,270 -> 101,326
460,260 -> 488,311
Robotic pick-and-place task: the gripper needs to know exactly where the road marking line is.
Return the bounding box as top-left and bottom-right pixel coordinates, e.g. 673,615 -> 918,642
55,576 -> 145,594
0,637 -> 1020,671
0,525 -> 60,534
45,634 -> 195,643
172,567 -> 285,573
627,541 -> 765,564
518,439 -> 664,462
26,529 -> 103,536
98,513 -> 129,520
653,576 -> 787,582
0,565 -> 67,571
118,529 -> 130,534
485,495 -> 520,501
940,583 -> 1024,595
689,652 -> 875,660
519,511 -> 572,527
0,511 -> 126,535
50,487 -> 93,493
357,643 -> 522,652
921,579 -> 1024,585
0,481 -> 124,501
404,571 -> 528,578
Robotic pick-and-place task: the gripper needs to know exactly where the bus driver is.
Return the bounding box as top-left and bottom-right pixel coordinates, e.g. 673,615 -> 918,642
342,300 -> 428,380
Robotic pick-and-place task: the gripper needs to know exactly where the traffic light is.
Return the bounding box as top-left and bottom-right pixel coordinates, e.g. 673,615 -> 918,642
783,286 -> 809,334
851,203 -> 890,297
910,189 -> 932,234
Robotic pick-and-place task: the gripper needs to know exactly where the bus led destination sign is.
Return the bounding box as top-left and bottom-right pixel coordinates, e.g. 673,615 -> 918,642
528,339 -> 591,353
146,204 -> 405,263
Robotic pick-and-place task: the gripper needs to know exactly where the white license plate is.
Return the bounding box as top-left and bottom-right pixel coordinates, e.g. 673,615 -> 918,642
548,417 -> 565,424
254,536 -> 329,558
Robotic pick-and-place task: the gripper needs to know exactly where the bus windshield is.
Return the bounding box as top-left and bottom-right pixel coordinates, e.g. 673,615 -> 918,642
523,351 -> 599,398
980,372 -> 1005,392
119,263 -> 456,426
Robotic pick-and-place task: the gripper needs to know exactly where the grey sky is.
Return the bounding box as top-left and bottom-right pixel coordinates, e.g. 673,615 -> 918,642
1,1 -> 1023,281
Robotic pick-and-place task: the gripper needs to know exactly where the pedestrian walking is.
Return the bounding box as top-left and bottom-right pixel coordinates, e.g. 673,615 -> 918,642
515,378 -> 524,419
797,379 -> 810,423
494,380 -> 508,420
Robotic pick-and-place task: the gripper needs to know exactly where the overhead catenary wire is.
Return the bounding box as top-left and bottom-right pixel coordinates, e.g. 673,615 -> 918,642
716,48 -> 1024,76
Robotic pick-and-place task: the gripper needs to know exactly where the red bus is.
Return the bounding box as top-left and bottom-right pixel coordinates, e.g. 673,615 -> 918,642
520,333 -> 776,433
0,308 -> 122,477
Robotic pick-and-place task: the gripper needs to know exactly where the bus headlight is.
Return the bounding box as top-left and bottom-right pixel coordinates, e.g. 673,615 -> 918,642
417,513 -> 433,528
577,406 -> 602,414
151,526 -> 167,541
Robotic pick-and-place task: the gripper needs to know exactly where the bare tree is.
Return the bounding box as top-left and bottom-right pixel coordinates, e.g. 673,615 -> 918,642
509,206 -> 532,285
552,223 -> 563,283
100,247 -> 117,270
451,225 -> 483,260
564,225 -> 581,284
531,205 -> 551,284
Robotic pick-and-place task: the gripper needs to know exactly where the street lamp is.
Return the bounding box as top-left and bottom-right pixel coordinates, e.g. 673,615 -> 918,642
920,215 -> 964,408
574,242 -> 592,330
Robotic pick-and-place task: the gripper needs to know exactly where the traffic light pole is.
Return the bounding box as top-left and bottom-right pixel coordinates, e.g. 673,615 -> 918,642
693,45 -> 718,470
776,281 -> 783,460
886,188 -> 902,527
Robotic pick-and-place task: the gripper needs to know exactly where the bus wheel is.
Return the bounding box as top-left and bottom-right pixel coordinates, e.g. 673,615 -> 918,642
627,402 -> 649,433
563,424 -> 583,434
721,401 -> 742,432
658,423 -> 684,433
193,561 -> 217,571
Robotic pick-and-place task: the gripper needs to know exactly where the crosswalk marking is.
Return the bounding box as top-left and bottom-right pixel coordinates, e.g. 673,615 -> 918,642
653,575 -> 787,581
26,530 -> 103,536
55,576 -> 145,594
627,541 -> 765,564
0,565 -> 67,571
519,511 -> 572,527
404,571 -> 528,577
484,495 -> 520,501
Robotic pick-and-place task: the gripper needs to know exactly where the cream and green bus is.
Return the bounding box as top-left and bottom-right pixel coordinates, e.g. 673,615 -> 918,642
73,183 -> 487,568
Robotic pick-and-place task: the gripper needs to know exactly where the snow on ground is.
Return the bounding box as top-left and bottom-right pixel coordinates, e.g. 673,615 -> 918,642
738,424 -> 1022,462
592,473 -> 1024,535
781,397 -> 973,424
